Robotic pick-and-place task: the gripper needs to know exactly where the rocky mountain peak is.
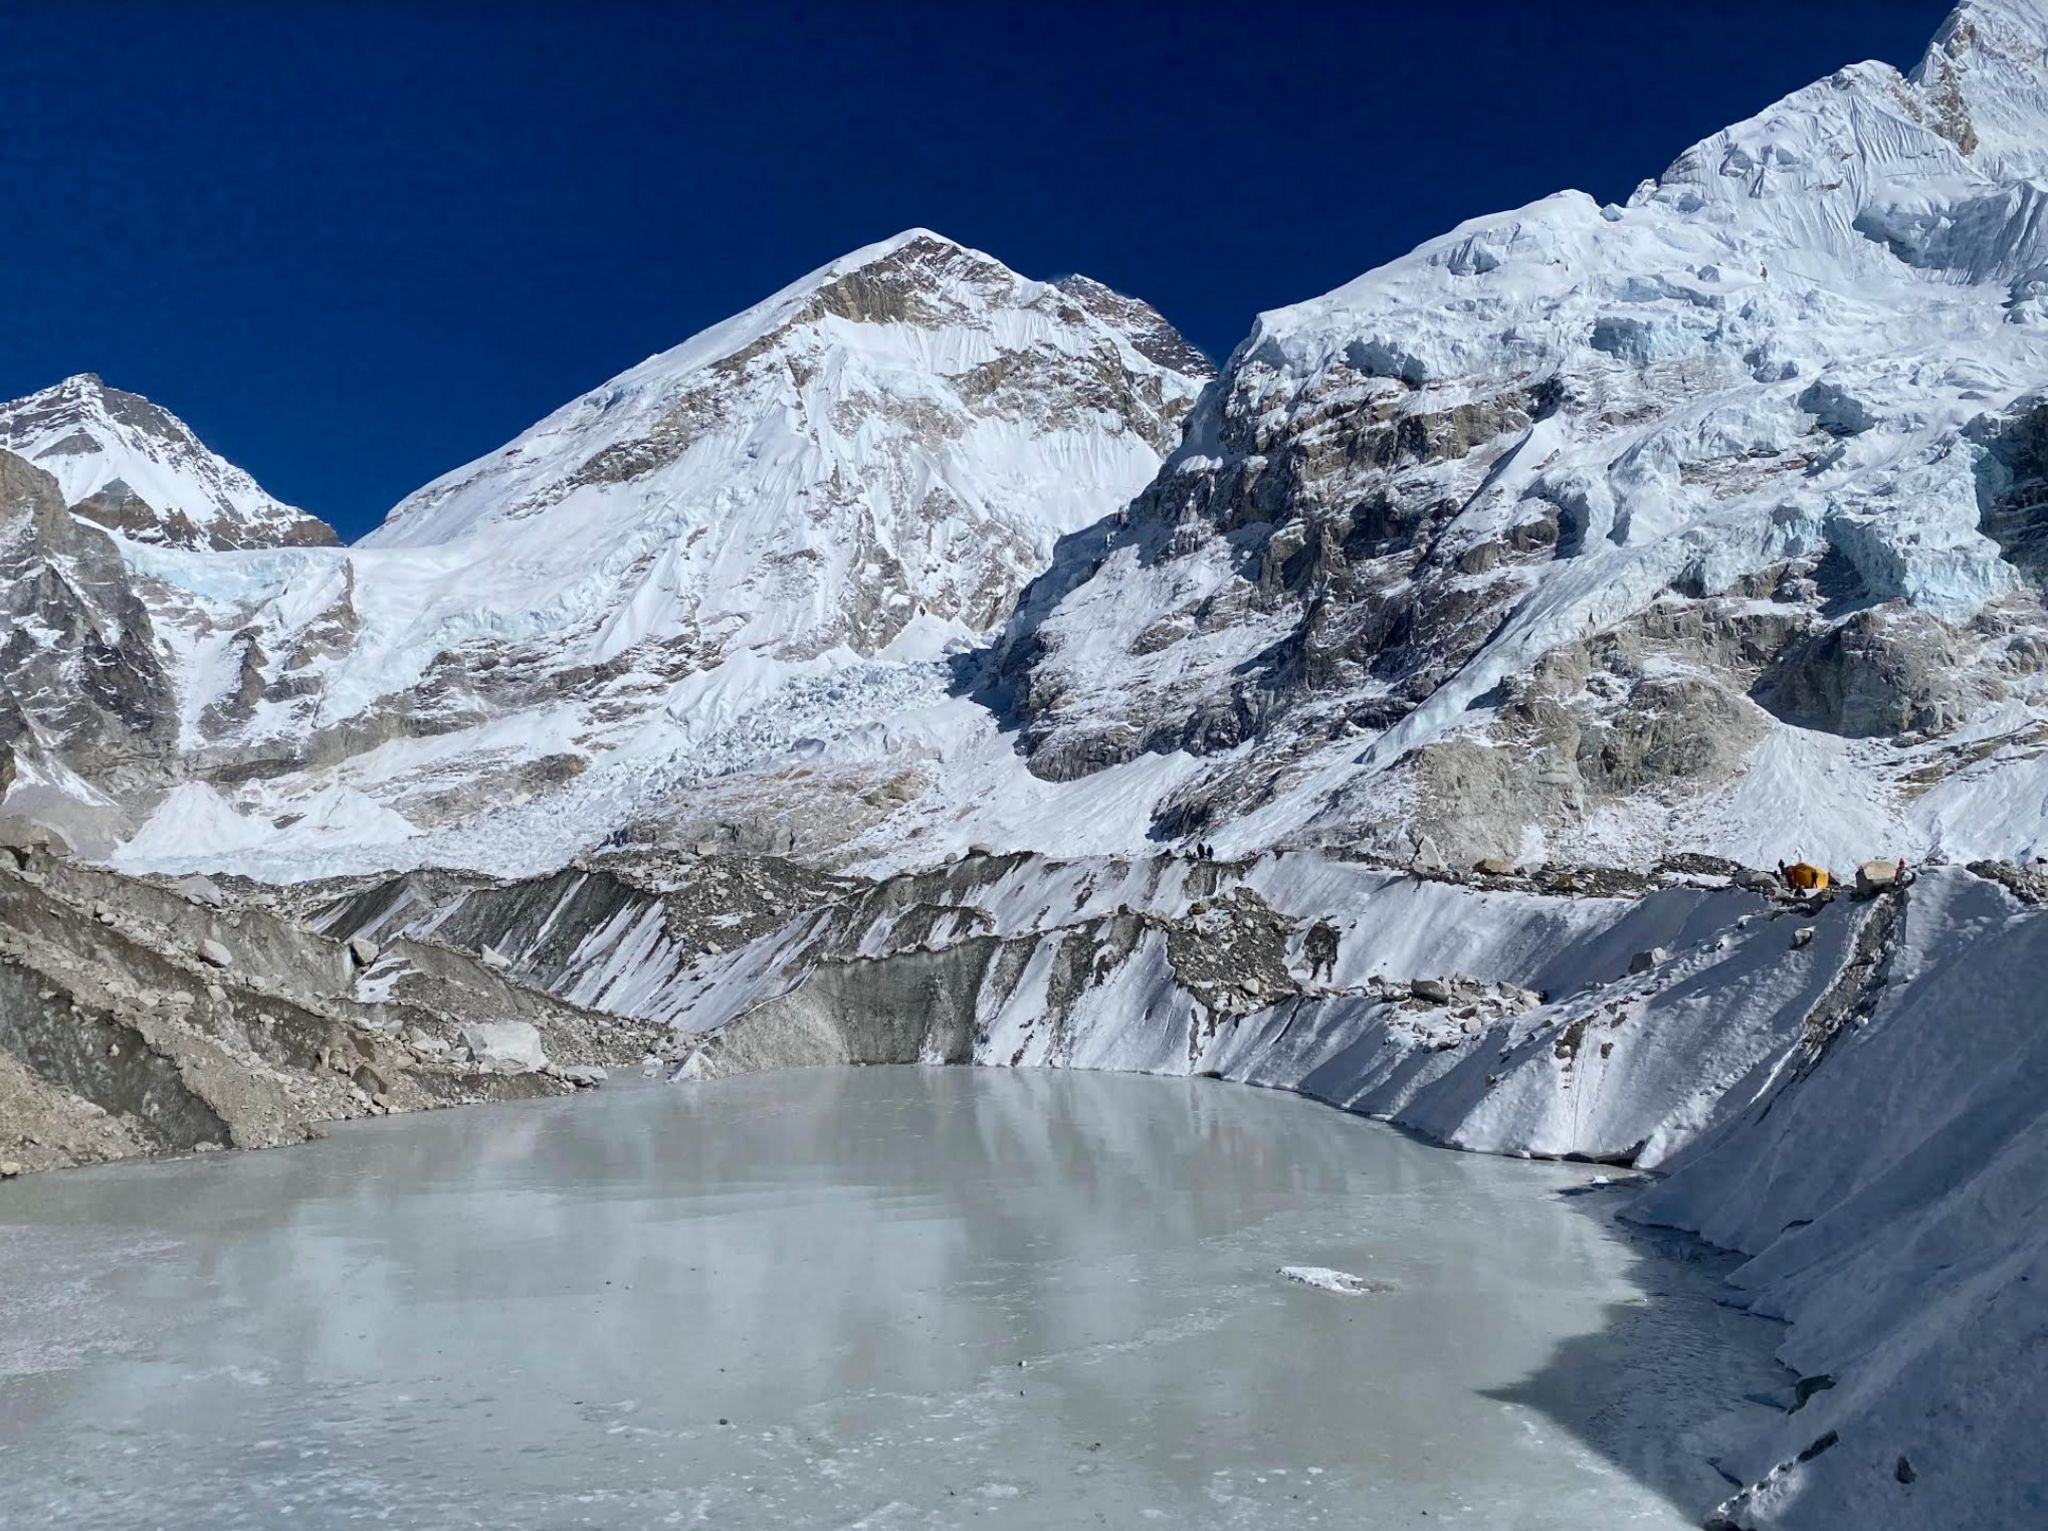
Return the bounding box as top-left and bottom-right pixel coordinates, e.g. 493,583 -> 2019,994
793,230 -> 1017,326
350,230 -> 1210,669
0,374 -> 335,552
1914,1 -> 2048,177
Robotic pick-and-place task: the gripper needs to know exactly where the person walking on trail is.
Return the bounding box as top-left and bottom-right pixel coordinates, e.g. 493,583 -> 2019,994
1304,920 -> 1341,984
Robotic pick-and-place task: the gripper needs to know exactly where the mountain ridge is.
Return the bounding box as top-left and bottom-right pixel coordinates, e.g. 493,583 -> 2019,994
0,373 -> 335,552
11,5 -> 2048,880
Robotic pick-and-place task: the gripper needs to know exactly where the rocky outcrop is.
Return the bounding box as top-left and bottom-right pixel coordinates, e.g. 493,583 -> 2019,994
0,845 -> 672,1175
0,450 -> 178,809
1756,604 -> 1993,738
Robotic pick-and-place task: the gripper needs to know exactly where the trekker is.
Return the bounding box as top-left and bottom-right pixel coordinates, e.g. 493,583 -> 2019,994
1304,920 -> 1340,983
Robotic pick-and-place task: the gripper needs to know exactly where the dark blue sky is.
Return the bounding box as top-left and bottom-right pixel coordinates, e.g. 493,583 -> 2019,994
3,0 -> 1947,540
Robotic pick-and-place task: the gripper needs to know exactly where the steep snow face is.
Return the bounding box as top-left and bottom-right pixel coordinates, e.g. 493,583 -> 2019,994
996,1 -> 2048,869
359,229 -> 1209,659
0,375 -> 334,552
101,232 -> 1208,858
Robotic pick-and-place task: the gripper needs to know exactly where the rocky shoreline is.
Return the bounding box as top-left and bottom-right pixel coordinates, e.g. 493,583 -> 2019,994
0,838 -> 674,1178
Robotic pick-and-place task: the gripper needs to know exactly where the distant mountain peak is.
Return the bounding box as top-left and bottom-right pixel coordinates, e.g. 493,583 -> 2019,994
0,376 -> 335,551
360,235 -> 1210,667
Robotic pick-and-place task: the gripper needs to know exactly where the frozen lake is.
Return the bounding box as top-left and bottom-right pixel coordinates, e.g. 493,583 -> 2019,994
0,1066 -> 1781,1528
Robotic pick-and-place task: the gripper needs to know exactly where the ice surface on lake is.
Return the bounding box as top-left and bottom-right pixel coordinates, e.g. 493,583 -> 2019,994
0,1067 -> 1784,1529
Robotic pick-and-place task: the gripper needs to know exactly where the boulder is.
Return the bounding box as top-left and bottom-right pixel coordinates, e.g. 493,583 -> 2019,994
1411,976 -> 1454,1004
458,1020 -> 547,1074
0,815 -> 72,860
348,935 -> 380,968
1855,859 -> 1902,895
196,938 -> 234,969
1791,926 -> 1817,950
555,1064 -> 608,1088
173,875 -> 225,907
479,945 -> 512,971
1473,856 -> 1517,877
1410,835 -> 1446,873
1628,947 -> 1669,974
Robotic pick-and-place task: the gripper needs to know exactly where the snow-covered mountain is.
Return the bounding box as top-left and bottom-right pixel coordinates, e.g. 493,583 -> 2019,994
358,229 -> 1208,655
0,374 -> 334,551
8,21 -> 2048,1527
79,231 -> 1209,868
19,2 -> 2048,884
994,0 -> 2048,871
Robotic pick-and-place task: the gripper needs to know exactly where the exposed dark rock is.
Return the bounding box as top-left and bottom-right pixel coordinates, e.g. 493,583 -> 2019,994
0,450 -> 178,798
1755,604 -> 1982,737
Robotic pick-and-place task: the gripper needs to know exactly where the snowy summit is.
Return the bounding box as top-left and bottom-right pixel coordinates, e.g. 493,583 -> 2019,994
0,374 -> 334,552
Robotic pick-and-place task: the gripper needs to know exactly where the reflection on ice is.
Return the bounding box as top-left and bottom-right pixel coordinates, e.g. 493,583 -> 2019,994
0,1066 -> 1778,1529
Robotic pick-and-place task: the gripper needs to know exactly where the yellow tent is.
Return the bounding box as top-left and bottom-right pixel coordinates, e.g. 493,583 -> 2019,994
1783,861 -> 1830,891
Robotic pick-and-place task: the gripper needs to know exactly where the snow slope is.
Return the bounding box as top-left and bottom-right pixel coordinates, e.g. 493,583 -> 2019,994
95,231 -> 1208,868
0,375 -> 333,551
993,0 -> 2048,871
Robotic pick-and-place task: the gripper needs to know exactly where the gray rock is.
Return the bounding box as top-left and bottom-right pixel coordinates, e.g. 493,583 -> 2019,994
347,935 -> 380,967
1411,976 -> 1454,1004
457,1020 -> 546,1073
1473,856 -> 1517,877
1791,926 -> 1817,950
1758,605 -> 1982,738
173,875 -> 225,907
1628,947 -> 1670,974
479,945 -> 512,971
197,938 -> 234,968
